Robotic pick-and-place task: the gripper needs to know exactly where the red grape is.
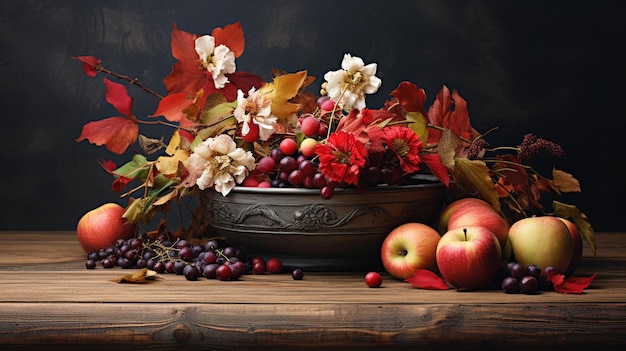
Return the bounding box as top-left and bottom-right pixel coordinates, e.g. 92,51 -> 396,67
300,116 -> 321,137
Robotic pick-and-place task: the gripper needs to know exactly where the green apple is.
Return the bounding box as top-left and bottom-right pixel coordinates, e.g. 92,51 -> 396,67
380,222 -> 441,280
436,225 -> 502,290
508,216 -> 573,274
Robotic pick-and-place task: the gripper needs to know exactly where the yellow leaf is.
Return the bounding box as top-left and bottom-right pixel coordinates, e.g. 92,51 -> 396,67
406,111 -> 429,143
260,70 -> 307,119
112,268 -> 163,283
165,130 -> 182,156
155,149 -> 189,175
553,200 -> 596,255
451,158 -> 501,212
552,168 -> 581,193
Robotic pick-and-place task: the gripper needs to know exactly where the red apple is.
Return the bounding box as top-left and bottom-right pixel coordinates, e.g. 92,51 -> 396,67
508,216 -> 573,274
436,226 -> 502,290
446,199 -> 510,249
76,203 -> 136,253
558,217 -> 583,276
436,198 -> 493,234
380,222 -> 441,280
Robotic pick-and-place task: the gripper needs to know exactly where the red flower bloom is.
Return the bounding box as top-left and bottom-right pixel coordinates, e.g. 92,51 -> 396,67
315,131 -> 368,185
370,126 -> 423,173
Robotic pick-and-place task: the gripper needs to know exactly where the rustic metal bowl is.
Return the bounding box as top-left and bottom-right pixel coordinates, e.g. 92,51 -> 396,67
202,175 -> 446,271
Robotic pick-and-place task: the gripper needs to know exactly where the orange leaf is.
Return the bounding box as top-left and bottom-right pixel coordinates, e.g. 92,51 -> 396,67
152,92 -> 194,122
104,78 -> 133,117
76,116 -> 139,155
404,269 -> 450,290
211,21 -> 245,58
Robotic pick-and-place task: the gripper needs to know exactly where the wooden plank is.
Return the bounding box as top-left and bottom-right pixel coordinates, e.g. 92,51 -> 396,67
1,302 -> 625,350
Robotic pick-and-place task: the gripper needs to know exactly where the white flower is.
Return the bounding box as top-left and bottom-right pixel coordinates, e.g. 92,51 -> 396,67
323,53 -> 382,110
195,35 -> 236,89
188,134 -> 255,196
234,87 -> 277,141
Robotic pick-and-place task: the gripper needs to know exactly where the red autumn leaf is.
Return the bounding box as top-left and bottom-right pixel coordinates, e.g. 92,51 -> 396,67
547,271 -> 597,294
163,23 -> 203,95
211,21 -> 245,58
112,176 -> 135,193
390,81 -> 426,113
104,79 -> 133,117
98,158 -> 117,173
420,153 -> 450,187
427,85 -> 473,145
76,117 -> 139,155
72,55 -> 101,77
152,92 -> 194,122
404,269 -> 450,290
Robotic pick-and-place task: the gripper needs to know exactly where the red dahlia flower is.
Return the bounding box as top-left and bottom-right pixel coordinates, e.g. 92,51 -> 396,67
314,131 -> 368,186
370,125 -> 423,173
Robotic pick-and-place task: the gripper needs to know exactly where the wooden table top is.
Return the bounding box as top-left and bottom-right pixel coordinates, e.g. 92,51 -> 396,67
1,231 -> 625,350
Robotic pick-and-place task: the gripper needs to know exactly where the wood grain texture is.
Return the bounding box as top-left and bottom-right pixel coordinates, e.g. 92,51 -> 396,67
1,231 -> 626,350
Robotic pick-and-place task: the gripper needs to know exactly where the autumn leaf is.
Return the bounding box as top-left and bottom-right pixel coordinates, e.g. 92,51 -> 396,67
112,268 -> 163,283
404,269 -> 450,290
420,153 -> 450,187
211,21 -> 245,58
155,149 -> 189,176
552,168 -> 581,193
406,111 -> 429,143
427,85 -> 474,145
547,270 -> 597,294
152,92 -> 194,122
72,55 -> 101,77
163,23 -> 202,95
553,200 -> 596,255
260,70 -> 307,119
76,117 -> 139,155
451,158 -> 501,212
104,79 -> 133,117
76,78 -> 138,154
390,81 -> 427,113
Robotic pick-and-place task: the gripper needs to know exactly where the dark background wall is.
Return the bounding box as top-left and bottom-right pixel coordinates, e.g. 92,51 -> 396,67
1,0 -> 624,232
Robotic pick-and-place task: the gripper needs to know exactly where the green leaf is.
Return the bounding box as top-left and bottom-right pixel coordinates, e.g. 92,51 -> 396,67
114,154 -> 149,179
553,200 -> 596,255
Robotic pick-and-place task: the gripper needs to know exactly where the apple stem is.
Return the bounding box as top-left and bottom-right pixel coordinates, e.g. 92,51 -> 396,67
463,228 -> 467,241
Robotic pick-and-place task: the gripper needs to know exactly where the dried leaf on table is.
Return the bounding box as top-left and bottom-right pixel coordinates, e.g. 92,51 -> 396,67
112,268 -> 163,284
404,269 -> 450,290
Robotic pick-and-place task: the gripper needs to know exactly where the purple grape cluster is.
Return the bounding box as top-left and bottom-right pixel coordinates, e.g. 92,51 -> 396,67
500,262 -> 555,294
84,234 -> 248,281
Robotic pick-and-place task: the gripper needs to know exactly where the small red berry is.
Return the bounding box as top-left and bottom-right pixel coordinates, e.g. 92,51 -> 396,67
365,272 -> 382,288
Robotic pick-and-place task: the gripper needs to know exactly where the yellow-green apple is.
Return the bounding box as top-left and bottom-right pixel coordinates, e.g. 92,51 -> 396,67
380,222 -> 441,280
446,199 -> 510,249
508,216 -> 573,274
436,226 -> 502,290
558,217 -> 583,276
436,198 -> 493,234
76,203 -> 136,253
